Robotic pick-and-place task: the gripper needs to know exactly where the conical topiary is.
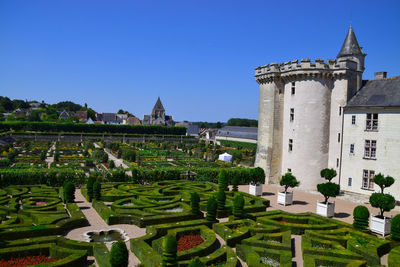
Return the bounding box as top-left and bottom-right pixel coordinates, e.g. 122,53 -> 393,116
190,192 -> 201,215
93,181 -> 101,201
109,240 -> 129,267
162,235 -> 177,267
352,205 -> 370,229
206,196 -> 217,222
218,170 -> 229,191
232,194 -> 245,219
188,257 -> 205,267
391,214 -> 400,241
86,176 -> 95,202
232,176 -> 239,192
216,190 -> 226,211
63,181 -> 75,203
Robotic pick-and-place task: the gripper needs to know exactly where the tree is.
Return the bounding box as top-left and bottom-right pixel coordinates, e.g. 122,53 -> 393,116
216,121 -> 222,128
86,177 -> 95,202
162,235 -> 177,267
190,192 -> 201,215
372,173 -> 395,194
369,193 -> 395,218
63,181 -> 75,203
218,170 -> 229,191
216,190 -> 226,211
206,196 -> 217,222
109,160 -> 115,169
279,173 -> 300,193
232,194 -> 245,219
232,176 -> 239,192
109,240 -> 129,267
317,168 -> 340,204
93,181 -> 101,200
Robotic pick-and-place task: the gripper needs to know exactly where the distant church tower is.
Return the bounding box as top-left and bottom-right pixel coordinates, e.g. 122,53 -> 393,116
254,26 -> 366,189
142,97 -> 175,126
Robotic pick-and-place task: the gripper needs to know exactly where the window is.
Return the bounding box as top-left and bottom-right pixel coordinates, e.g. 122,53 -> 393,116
366,113 -> 378,130
348,177 -> 352,187
339,107 -> 341,116
364,140 -> 377,159
350,144 -> 354,154
362,170 -> 375,190
290,108 -> 294,122
287,168 -> 292,173
338,133 -> 341,142
351,115 -> 356,125
291,82 -> 295,95
288,139 -> 293,152
336,158 -> 339,167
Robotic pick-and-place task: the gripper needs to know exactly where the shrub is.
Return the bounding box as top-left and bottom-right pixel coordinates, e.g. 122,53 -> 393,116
63,181 -> 75,203
110,240 -> 129,267
391,214 -> 400,241
216,190 -> 226,211
190,192 -> 201,215
373,173 -> 394,194
188,257 -> 204,267
232,176 -> 239,192
232,194 -> 245,218
250,167 -> 265,184
320,168 -> 337,182
93,182 -> 101,200
86,177 -> 95,202
206,196 -> 217,222
317,168 -> 339,204
218,170 -> 229,191
279,173 -> 300,193
109,160 -> 115,169
162,235 -> 177,267
369,193 -> 395,218
353,205 -> 370,229
40,150 -> 46,161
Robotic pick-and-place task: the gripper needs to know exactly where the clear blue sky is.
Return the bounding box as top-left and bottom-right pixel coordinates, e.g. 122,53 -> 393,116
0,0 -> 399,122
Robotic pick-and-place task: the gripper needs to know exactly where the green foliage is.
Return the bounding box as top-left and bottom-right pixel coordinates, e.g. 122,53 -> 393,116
63,181 -> 75,203
108,160 -> 115,169
188,257 -> 205,267
250,167 -> 265,184
190,192 -> 201,215
162,235 -> 177,267
86,177 -> 95,202
121,149 -> 136,162
93,181 -> 101,200
226,118 -> 258,127
219,140 -> 257,150
0,169 -> 86,186
353,206 -> 370,229
40,150 -> 47,161
369,192 -> 395,218
218,170 -> 229,191
373,173 -> 395,193
216,190 -> 226,211
279,173 -> 300,193
317,182 -> 340,204
206,196 -> 218,222
109,240 -> 129,267
391,214 -> 400,241
320,168 -> 337,182
232,194 -> 245,218
232,176 -> 239,192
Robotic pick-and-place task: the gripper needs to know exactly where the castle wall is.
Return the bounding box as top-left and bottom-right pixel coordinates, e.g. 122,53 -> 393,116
281,78 -> 331,189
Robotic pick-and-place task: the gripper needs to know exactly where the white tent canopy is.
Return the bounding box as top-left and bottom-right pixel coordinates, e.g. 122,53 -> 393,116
218,152 -> 232,162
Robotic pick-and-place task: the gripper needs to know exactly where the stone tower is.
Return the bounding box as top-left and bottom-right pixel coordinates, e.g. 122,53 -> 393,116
255,27 -> 365,189
152,97 -> 166,122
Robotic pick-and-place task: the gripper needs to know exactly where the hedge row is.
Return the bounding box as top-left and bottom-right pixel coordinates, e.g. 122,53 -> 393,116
12,131 -> 194,138
0,121 -> 186,135
0,169 -> 86,187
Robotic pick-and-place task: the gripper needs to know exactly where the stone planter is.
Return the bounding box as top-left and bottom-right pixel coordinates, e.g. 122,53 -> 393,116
249,183 -> 262,196
370,216 -> 391,237
316,201 -> 335,217
277,191 -> 293,206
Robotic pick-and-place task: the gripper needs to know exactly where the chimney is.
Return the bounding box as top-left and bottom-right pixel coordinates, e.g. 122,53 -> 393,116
374,72 -> 387,79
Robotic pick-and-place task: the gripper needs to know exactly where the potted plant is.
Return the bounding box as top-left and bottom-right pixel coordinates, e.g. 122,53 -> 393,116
277,173 -> 300,206
316,168 -> 340,217
249,167 -> 264,196
369,173 -> 395,236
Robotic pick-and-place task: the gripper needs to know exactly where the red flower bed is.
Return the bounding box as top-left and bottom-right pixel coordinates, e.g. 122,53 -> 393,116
0,255 -> 59,266
177,233 -> 204,252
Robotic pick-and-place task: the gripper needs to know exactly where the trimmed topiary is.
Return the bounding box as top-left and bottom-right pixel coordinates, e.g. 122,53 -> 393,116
63,181 -> 75,203
317,168 -> 340,204
86,177 -> 95,202
93,181 -> 101,201
279,173 -> 300,193
188,257 -> 205,267
206,196 -> 218,222
190,192 -> 201,215
370,192 -> 395,218
216,190 -> 226,211
391,214 -> 400,241
232,194 -> 245,219
232,176 -> 239,192
218,170 -> 229,191
353,205 -> 370,229
162,234 -> 177,267
109,240 -> 129,267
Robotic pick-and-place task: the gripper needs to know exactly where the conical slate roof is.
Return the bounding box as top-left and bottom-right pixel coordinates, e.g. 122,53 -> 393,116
152,97 -> 165,113
337,26 -> 363,57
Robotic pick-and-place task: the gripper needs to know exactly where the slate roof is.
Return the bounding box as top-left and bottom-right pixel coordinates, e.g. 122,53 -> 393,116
346,77 -> 400,108
152,97 -> 165,113
216,126 -> 258,140
337,26 -> 363,57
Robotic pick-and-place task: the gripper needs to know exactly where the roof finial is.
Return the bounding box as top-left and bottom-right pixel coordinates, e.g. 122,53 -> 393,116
350,9 -> 352,27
